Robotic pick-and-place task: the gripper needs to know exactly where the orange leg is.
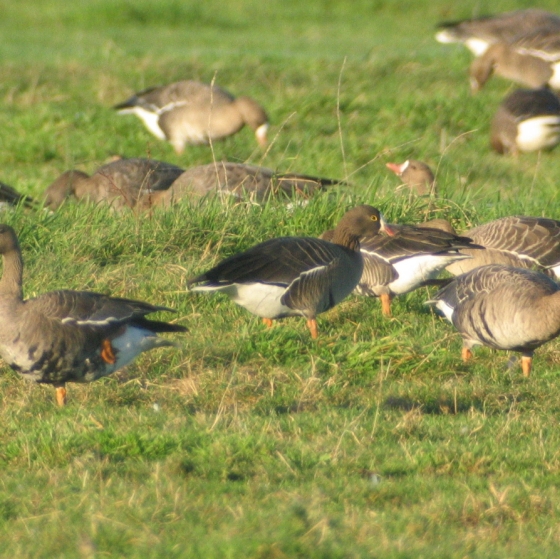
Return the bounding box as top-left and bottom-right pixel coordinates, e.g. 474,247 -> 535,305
521,355 -> 532,378
461,347 -> 473,363
307,318 -> 319,340
55,385 -> 67,406
101,338 -> 116,365
262,318 -> 274,328
380,293 -> 392,317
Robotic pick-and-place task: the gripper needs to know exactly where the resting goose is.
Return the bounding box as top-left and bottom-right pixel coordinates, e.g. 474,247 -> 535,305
322,215 -> 480,316
428,264 -> 560,377
491,88 -> 560,154
446,216 -> 560,277
141,161 -> 344,207
44,158 -> 184,210
114,80 -> 269,153
386,160 -> 435,196
0,182 -> 35,209
187,205 -> 394,338
0,224 -> 186,405
435,9 -> 560,57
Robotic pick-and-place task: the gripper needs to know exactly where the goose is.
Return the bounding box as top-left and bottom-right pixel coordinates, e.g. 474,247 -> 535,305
0,224 -> 186,405
140,161 -> 344,207
44,158 -> 184,210
385,160 -> 435,196
446,215 -> 560,277
427,264 -> 560,377
0,182 -> 35,209
322,216 -> 481,316
114,80 -> 269,153
187,205 -> 394,338
435,9 -> 560,57
490,88 -> 560,154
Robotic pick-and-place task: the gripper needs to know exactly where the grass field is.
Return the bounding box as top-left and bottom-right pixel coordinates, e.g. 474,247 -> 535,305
2,0 -> 560,557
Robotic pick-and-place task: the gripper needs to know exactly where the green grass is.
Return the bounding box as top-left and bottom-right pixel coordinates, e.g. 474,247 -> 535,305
2,0 -> 560,557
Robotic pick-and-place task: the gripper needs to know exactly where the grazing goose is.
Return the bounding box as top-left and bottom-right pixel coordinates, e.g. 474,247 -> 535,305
446,215 -> 560,277
428,264 -> 560,377
187,205 -> 394,338
491,88 -> 560,154
386,160 -> 435,196
141,161 -> 344,207
0,224 -> 187,405
44,158 -> 184,210
0,182 -> 35,209
435,9 -> 560,57
114,80 -> 269,153
322,216 -> 480,316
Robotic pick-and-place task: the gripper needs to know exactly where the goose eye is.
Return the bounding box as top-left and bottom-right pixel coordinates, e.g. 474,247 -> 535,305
370,215 -> 378,222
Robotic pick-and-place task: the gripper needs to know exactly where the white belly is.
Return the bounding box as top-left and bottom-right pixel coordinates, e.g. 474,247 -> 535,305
517,116 -> 560,152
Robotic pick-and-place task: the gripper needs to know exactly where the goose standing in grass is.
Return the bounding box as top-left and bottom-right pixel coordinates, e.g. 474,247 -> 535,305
187,205 -> 394,339
428,264 -> 560,377
141,161 -> 344,207
435,9 -> 560,57
0,224 -> 187,405
44,158 -> 185,210
469,29 -> 560,92
114,80 -> 269,153
490,88 -> 560,155
321,215 -> 480,316
446,215 -> 560,277
385,160 -> 435,196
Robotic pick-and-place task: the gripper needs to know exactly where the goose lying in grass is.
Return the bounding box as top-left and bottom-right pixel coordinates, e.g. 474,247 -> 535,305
321,211 -> 481,316
140,161 -> 344,207
187,205 -> 394,338
428,264 -> 560,377
0,182 -> 35,209
114,80 -> 269,153
44,158 -> 185,210
386,160 -> 436,196
0,224 -> 186,405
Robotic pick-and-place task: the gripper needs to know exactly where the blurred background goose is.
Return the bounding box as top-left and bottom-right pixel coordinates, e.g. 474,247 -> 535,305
187,205 -> 394,338
386,160 -> 435,196
44,158 -> 184,210
446,215 -> 560,277
142,161 -> 344,207
322,213 -> 480,316
428,264 -> 560,377
0,224 -> 186,405
491,88 -> 560,154
114,80 -> 269,153
0,181 -> 35,209
469,28 -> 560,92
435,9 -> 560,57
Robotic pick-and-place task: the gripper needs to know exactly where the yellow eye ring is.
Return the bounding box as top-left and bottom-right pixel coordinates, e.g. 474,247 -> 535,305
371,215 -> 378,221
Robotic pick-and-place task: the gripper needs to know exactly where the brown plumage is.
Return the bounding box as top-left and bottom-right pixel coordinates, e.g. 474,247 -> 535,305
491,88 -> 560,154
436,9 -> 560,57
114,80 -> 269,153
141,161 -> 344,207
188,205 -> 393,338
0,224 -> 186,405
44,158 -> 184,210
446,216 -> 560,277
429,264 -> 560,377
386,160 -> 435,196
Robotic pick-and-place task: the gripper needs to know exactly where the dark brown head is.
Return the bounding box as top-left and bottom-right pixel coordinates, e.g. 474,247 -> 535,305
330,205 -> 395,248
469,44 -> 503,93
386,160 -> 435,196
